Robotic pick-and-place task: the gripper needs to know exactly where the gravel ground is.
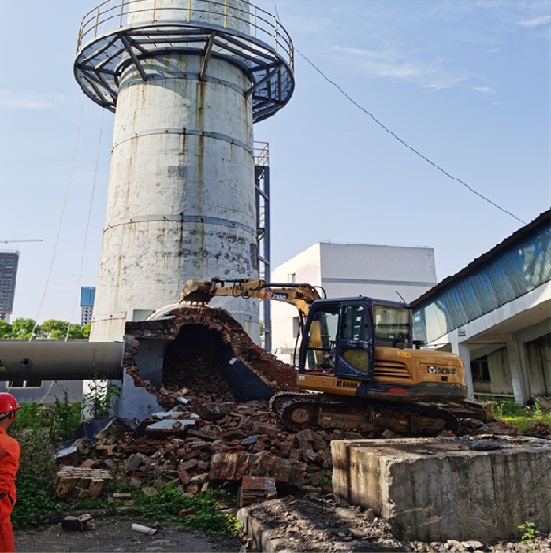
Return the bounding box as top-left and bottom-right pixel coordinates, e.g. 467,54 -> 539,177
14,497 -> 551,553
15,518 -> 243,552
239,495 -> 551,553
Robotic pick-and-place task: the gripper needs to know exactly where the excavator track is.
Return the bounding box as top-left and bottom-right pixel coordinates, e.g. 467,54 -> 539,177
271,392 -> 460,437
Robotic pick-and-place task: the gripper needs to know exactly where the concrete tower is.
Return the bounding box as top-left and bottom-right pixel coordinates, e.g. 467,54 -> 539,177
75,0 -> 294,342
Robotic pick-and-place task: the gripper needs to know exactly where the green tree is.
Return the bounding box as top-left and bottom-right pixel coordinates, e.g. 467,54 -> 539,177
2,318 -> 90,341
0,320 -> 13,339
67,323 -> 86,340
10,318 -> 36,340
38,319 -> 67,340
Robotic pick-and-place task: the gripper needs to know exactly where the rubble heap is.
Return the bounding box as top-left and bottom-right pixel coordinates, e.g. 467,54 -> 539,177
124,305 -> 300,408
56,398 -> 368,500
55,305 -> 524,503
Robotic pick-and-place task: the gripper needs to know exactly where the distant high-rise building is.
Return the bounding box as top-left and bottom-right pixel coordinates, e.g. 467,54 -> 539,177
0,251 -> 20,323
80,287 -> 96,326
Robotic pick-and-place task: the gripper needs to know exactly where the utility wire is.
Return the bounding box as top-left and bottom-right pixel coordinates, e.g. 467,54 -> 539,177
65,109 -> 105,341
274,7 -> 526,225
30,102 -> 85,341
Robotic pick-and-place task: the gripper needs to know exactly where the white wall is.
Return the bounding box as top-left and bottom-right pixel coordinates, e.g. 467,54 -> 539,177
270,244 -> 322,364
270,242 -> 437,364
318,243 -> 436,302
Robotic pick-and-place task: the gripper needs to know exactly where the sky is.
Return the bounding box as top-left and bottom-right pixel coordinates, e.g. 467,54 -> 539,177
1,0 -> 549,324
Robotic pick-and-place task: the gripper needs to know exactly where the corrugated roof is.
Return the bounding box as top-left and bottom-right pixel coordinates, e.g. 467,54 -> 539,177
411,209 -> 551,308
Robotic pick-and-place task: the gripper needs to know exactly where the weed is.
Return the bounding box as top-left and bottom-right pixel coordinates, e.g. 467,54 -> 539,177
12,473 -> 64,530
11,402 -> 242,543
486,397 -> 551,432
317,473 -> 332,487
48,397 -> 82,443
519,520 -> 540,544
82,381 -> 121,420
131,482 -> 242,540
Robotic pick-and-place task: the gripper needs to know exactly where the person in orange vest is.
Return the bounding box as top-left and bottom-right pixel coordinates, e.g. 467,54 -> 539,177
0,394 -> 20,553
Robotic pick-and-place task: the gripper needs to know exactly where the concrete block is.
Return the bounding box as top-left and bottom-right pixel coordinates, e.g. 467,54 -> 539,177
332,436 -> 551,542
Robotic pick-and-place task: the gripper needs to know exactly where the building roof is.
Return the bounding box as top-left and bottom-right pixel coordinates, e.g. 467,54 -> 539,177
411,209 -> 551,308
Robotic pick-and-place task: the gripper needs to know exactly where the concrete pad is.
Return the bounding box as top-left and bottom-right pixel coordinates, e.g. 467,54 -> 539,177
331,436 -> 551,542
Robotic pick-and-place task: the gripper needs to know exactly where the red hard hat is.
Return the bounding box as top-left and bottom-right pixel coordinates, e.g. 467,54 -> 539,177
0,393 -> 20,415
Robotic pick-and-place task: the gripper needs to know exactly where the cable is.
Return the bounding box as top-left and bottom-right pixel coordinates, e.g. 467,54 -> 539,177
65,110 -> 105,341
274,6 -> 526,225
30,102 -> 85,341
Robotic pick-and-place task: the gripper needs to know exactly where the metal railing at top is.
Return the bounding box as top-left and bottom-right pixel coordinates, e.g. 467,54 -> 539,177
77,0 -> 293,71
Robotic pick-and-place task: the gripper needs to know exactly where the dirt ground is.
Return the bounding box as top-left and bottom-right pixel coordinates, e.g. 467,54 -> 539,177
14,497 -> 551,553
14,518 -> 243,553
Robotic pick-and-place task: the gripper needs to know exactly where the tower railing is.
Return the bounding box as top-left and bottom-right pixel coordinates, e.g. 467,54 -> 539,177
75,0 -> 295,122
77,0 -> 293,71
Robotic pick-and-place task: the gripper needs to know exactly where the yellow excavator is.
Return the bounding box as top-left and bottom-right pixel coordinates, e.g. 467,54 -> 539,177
180,278 -> 492,435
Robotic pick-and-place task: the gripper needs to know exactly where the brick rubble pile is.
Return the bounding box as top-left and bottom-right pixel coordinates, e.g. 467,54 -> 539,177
55,305 -> 517,504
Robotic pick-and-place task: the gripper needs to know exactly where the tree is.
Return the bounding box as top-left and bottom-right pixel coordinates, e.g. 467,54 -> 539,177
39,319 -> 71,340
0,319 -> 90,341
0,320 -> 12,339
10,318 -> 36,340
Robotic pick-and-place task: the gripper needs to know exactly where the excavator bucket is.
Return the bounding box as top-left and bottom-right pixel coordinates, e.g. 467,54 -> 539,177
179,280 -> 214,304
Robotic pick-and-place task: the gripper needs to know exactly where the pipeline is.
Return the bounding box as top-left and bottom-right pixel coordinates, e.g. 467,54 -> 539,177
0,341 -> 124,381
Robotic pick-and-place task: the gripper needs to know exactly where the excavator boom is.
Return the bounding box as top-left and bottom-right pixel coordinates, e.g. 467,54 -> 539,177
180,278 -> 324,318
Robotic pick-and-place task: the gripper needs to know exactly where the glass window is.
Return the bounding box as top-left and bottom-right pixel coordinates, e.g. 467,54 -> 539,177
341,305 -> 368,341
305,306 -> 339,372
340,305 -> 371,373
373,306 -> 410,343
471,357 -> 490,382
292,316 -> 300,338
8,380 -> 42,388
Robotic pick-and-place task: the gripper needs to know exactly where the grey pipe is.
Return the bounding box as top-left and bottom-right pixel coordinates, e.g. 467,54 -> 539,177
0,341 -> 124,381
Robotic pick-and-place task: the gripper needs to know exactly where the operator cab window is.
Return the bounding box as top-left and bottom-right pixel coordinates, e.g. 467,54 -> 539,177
341,305 -> 369,341
304,305 -> 339,372
340,305 -> 371,374
373,305 -> 410,347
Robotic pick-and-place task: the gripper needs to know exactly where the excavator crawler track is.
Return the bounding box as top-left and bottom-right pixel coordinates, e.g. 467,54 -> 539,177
272,392 -> 459,436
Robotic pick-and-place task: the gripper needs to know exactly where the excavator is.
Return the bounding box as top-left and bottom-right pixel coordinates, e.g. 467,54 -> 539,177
180,278 -> 492,436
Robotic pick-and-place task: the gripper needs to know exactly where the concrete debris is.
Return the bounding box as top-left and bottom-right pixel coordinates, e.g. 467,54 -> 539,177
210,452 -> 306,487
534,395 -> 551,410
238,476 -> 277,507
124,306 -> 301,407
131,523 -> 157,536
54,398 -> 343,500
61,513 -> 95,532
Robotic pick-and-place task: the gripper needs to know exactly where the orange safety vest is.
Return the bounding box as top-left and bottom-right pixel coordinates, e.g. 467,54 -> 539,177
0,427 -> 19,518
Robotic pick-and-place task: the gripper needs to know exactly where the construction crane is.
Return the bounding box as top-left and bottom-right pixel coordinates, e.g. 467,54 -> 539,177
0,239 -> 43,244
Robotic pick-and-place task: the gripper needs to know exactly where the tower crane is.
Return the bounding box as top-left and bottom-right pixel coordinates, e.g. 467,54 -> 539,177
0,239 -> 43,244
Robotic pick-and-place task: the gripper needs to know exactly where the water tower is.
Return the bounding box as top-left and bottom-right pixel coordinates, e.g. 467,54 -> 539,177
74,0 -> 294,343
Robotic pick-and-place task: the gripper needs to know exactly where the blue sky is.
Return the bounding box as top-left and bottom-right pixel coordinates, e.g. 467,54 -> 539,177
1,0 -> 549,323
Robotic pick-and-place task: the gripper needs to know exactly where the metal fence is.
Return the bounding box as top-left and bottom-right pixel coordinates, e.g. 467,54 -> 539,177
77,0 -> 293,71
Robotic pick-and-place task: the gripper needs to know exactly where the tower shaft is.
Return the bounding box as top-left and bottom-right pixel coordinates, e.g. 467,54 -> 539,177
75,0 -> 294,342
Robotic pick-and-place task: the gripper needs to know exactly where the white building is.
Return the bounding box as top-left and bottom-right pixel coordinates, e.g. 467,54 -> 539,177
270,242 -> 437,364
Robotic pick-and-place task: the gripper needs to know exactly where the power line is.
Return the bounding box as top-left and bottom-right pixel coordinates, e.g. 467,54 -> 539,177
66,109 -> 105,340
297,48 -> 526,225
274,7 -> 526,225
30,102 -> 85,340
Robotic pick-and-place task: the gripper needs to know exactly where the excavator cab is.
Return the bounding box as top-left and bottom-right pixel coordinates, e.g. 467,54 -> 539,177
298,297 -> 412,383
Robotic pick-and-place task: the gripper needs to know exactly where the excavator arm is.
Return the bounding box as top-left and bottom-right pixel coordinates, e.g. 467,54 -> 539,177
179,278 -> 324,318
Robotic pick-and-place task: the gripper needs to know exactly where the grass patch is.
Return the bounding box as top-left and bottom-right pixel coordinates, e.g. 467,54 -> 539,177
131,482 -> 242,540
488,397 -> 551,432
